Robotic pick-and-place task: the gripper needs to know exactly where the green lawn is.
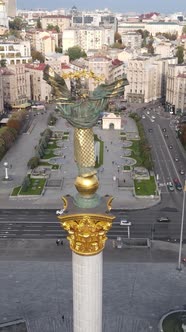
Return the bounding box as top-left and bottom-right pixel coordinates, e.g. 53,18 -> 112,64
19,178 -> 46,195
42,150 -> 56,159
130,141 -> 143,166
47,141 -> 58,149
123,165 -> 131,171
134,176 -> 157,196
11,186 -> 21,196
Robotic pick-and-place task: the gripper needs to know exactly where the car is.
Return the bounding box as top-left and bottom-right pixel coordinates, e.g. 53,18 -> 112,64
120,220 -> 131,226
157,217 -> 170,223
173,178 -> 182,191
162,128 -> 166,132
151,115 -> 156,119
167,182 -> 174,192
151,119 -> 155,122
147,111 -> 150,115
180,169 -> 185,175
56,209 -> 65,215
164,134 -> 168,138
142,115 -> 146,119
169,145 -> 173,149
148,128 -> 153,132
174,157 -> 179,162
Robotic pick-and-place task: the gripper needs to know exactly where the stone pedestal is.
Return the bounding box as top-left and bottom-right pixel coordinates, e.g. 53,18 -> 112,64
73,252 -> 103,332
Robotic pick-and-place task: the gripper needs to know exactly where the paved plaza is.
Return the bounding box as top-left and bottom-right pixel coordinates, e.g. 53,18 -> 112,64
0,110 -> 159,210
0,239 -> 186,332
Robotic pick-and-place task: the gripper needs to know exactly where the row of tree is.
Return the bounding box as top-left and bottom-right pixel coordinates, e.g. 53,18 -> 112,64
130,113 -> 153,170
0,110 -> 26,160
27,128 -> 52,169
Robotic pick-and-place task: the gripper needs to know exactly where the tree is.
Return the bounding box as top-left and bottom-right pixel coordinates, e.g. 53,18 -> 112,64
67,46 -> 87,61
31,49 -> 45,63
111,42 -> 125,49
27,157 -> 40,169
36,18 -> 42,29
114,32 -> 122,43
0,59 -> 6,67
176,46 -> 184,64
182,25 -> 186,34
7,118 -> 21,132
9,17 -> 24,30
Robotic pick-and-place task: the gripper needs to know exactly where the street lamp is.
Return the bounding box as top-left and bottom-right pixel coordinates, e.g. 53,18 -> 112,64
3,161 -> 9,180
177,180 -> 186,271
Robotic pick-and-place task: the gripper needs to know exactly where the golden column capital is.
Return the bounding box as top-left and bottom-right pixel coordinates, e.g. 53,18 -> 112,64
58,213 -> 115,256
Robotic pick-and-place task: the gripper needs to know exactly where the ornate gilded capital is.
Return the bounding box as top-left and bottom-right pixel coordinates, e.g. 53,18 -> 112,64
58,214 -> 115,256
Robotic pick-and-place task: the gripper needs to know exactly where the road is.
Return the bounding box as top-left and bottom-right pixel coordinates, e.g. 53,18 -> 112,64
0,208 -> 184,242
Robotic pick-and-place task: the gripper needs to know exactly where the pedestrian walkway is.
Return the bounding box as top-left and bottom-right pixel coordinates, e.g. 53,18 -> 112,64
0,113 -> 159,210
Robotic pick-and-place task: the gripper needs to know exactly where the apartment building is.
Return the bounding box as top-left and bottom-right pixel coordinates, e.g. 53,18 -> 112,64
121,32 -> 142,49
4,0 -> 16,17
166,64 -> 186,113
125,55 -> 162,103
0,72 -> 4,114
62,26 -> 114,52
118,21 -> 183,37
45,53 -> 69,75
26,30 -> 57,55
1,64 -> 31,107
25,63 -> 51,102
41,15 -> 71,32
154,41 -> 176,58
0,0 -> 8,28
0,40 -> 32,65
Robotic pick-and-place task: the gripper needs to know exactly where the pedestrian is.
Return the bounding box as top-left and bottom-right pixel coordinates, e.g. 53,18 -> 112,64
62,315 -> 64,321
61,240 -> 63,246
112,161 -> 114,165
56,239 -> 60,246
123,179 -> 125,183
111,141 -> 112,144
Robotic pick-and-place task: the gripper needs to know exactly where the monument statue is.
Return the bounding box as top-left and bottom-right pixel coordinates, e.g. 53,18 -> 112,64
43,65 -> 128,180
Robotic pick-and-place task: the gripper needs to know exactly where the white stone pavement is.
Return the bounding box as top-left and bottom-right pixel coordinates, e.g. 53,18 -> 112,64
0,112 -> 159,210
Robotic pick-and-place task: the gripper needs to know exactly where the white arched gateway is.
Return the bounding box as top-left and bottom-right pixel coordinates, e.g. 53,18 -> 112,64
102,112 -> 121,130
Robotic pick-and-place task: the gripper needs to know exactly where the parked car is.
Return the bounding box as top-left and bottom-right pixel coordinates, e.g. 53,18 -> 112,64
157,217 -> 170,222
162,128 -> 166,132
148,128 -> 153,132
173,178 -> 182,191
174,157 -> 179,162
169,145 -> 173,149
179,169 -> 185,175
164,134 -> 168,138
167,182 -> 174,192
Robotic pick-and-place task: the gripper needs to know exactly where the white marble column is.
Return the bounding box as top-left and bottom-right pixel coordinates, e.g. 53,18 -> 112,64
73,251 -> 103,332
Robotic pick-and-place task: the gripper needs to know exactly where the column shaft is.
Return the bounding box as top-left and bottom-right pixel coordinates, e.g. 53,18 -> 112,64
73,252 -> 102,332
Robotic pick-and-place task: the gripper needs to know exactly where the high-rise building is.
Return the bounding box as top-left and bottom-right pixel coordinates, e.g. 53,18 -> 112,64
4,0 -> 16,17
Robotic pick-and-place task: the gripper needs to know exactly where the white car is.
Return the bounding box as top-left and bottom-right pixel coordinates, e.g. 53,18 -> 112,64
56,209 -> 64,215
151,115 -> 156,119
147,111 -> 150,115
142,115 -> 146,119
120,220 -> 131,226
151,119 -> 155,122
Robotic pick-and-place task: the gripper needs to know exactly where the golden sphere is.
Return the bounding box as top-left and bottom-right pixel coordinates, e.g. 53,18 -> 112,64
75,175 -> 99,197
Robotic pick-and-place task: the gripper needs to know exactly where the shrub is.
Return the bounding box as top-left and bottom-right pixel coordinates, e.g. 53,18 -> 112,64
27,156 -> 40,169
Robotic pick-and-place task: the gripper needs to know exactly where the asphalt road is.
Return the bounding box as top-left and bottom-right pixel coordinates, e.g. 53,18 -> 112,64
0,208 -> 184,242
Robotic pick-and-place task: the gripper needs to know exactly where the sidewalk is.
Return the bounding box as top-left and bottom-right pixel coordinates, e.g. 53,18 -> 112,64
0,114 -> 160,210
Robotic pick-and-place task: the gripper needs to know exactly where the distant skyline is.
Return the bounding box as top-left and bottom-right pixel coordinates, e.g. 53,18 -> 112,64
17,0 -> 186,14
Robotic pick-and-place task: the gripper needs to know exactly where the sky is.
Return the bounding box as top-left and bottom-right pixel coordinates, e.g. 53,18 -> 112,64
17,0 -> 186,14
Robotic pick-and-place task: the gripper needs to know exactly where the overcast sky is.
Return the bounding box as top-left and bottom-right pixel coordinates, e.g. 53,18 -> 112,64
17,0 -> 186,14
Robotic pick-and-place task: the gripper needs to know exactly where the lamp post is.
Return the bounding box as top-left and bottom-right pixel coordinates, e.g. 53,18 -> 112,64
3,161 -> 9,180
177,180 -> 186,271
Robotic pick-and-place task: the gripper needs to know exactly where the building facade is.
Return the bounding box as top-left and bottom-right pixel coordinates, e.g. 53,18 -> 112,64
41,15 -> 71,32
1,64 -> 31,107
62,26 -> 114,52
121,32 -> 142,49
25,63 -> 51,102
0,40 -> 32,65
166,64 -> 186,113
